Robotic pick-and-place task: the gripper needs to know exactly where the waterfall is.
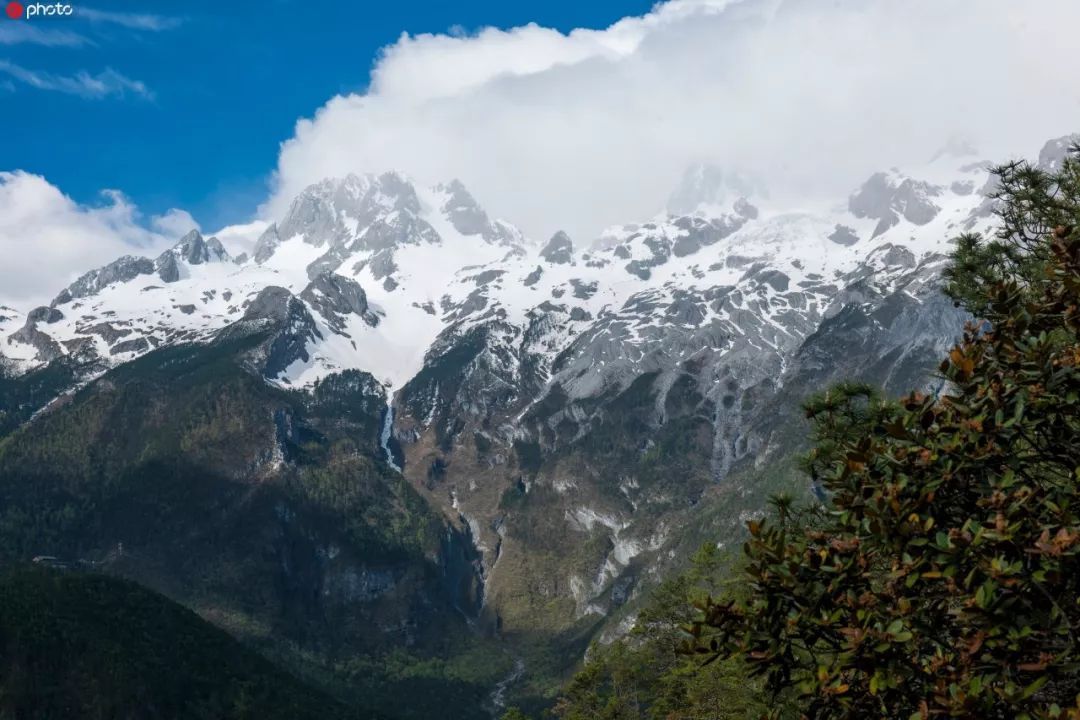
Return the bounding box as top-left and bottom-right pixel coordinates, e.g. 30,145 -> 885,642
380,401 -> 401,473
486,657 -> 526,716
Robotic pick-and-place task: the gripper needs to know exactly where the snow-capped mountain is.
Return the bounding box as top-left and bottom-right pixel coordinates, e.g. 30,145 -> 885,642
2,171 -> 526,387
2,147 -> 992,389
3,134 -> 1074,641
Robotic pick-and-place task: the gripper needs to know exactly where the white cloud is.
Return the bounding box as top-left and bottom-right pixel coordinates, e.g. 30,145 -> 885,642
0,60 -> 152,99
0,24 -> 90,47
77,8 -> 183,31
151,208 -> 201,238
268,0 -> 1080,242
210,219 -> 271,258
0,172 -> 172,309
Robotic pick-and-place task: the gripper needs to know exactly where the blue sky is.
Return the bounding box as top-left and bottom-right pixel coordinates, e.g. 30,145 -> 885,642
1,0 -> 654,229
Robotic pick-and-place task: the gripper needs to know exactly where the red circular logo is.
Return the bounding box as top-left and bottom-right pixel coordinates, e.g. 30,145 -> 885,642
5,2 -> 23,20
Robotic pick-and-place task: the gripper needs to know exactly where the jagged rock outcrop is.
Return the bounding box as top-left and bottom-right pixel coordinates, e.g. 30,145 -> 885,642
849,172 -> 943,237
540,232 -> 574,265
300,272 -> 380,332
54,255 -> 155,305
224,286 -> 323,380
154,231 -> 231,283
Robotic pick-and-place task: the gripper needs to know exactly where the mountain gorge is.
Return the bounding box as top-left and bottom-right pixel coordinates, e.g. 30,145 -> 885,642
2,134 -> 1074,713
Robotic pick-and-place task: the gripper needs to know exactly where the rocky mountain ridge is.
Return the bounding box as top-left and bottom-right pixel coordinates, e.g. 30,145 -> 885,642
3,134 -> 1075,704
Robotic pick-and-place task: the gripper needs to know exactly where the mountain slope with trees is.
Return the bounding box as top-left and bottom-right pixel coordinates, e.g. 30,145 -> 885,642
0,567 -> 354,720
681,147 -> 1080,717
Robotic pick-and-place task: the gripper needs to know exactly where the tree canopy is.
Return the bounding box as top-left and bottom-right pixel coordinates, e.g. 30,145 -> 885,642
686,145 -> 1080,719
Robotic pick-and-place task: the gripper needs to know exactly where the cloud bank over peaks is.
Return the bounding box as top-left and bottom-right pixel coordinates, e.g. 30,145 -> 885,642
0,172 -> 184,308
268,0 -> 1080,243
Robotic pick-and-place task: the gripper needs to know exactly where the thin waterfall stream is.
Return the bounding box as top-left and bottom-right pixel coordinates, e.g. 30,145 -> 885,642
380,399 -> 401,473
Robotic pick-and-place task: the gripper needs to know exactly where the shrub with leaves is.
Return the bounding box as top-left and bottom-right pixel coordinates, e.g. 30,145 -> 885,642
685,146 -> 1080,719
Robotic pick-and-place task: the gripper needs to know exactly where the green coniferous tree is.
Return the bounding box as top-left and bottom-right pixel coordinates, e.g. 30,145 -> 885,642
686,145 -> 1080,718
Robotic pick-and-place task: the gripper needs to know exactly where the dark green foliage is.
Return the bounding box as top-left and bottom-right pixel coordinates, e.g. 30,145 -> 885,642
0,335 -> 500,718
500,709 -> 532,720
330,640 -> 514,720
0,566 -> 351,720
686,148 -> 1080,717
514,440 -> 544,474
945,143 -> 1080,317
553,546 -> 775,719
0,359 -> 78,440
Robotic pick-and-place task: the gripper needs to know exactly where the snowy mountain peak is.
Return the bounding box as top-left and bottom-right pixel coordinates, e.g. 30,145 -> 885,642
929,136 -> 979,162
166,230 -> 230,265
154,231 -> 231,283
849,171 -> 944,237
53,255 -> 155,305
0,135 -> 1023,395
666,162 -> 766,216
1038,133 -> 1080,172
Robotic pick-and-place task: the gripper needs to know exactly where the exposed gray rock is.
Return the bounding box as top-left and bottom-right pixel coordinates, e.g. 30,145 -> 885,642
570,279 -> 598,300
453,289 -> 488,318
666,295 -> 705,326
757,270 -> 790,292
7,323 -> 62,362
624,261 -> 652,280
440,179 -> 492,237
828,224 -> 859,246
523,266 -> 543,287
540,231 -> 574,265
161,231 -> 230,267
156,253 -> 180,283
27,306 -> 63,324
306,246 -> 348,281
253,224 -> 281,264
277,187 -> 348,249
225,286 -> 324,380
870,244 -> 917,269
367,249 -> 398,280
414,301 -> 437,316
470,270 -> 505,287
733,197 -> 759,219
300,272 -> 379,332
569,307 -> 592,322
356,213 -> 440,253
1037,134 -> 1080,172
80,322 -> 132,344
893,179 -> 941,224
364,172 -> 422,217
110,337 -> 150,356
60,336 -> 97,359
153,231 -> 230,284
54,255 -> 155,304
849,172 -> 942,236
